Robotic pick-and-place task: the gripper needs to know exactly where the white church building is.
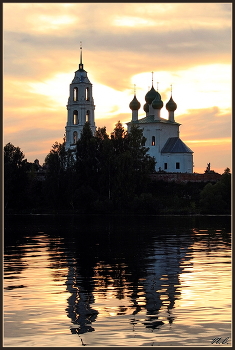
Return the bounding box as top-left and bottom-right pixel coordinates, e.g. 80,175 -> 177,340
65,48 -> 96,151
65,49 -> 193,173
127,81 -> 194,173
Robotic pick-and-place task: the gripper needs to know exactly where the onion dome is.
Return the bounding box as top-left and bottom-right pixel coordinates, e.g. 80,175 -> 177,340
129,95 -> 141,110
166,96 -> 177,111
145,86 -> 161,104
143,102 -> 149,113
152,94 -> 163,109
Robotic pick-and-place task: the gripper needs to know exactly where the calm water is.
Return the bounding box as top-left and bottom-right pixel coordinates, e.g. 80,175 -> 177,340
4,215 -> 231,347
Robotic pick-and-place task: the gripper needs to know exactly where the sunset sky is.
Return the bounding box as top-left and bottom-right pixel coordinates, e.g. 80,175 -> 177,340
3,3 -> 232,173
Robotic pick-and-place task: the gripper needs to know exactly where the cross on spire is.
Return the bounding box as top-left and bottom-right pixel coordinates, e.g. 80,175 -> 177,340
134,84 -> 136,96
151,71 -> 154,86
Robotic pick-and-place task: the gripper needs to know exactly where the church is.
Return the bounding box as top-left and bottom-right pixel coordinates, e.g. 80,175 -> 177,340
65,48 -> 96,152
65,49 -> 194,173
127,79 -> 194,173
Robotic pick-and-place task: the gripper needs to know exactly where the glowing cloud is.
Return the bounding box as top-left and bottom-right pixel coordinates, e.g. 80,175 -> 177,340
3,3 -> 232,172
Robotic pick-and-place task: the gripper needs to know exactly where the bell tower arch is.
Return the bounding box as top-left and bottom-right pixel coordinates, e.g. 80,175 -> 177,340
65,44 -> 96,151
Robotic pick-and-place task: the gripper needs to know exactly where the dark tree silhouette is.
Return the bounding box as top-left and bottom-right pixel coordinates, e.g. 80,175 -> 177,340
4,142 -> 28,210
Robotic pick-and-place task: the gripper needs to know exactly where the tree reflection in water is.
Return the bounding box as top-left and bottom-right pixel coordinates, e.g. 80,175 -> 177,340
50,215 -> 196,335
4,214 -> 231,339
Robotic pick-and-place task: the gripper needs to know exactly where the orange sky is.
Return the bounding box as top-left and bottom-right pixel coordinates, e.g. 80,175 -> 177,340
3,3 -> 232,174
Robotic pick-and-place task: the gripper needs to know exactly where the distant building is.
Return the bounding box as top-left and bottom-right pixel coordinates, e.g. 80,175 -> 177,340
65,46 -> 96,151
64,49 -> 193,173
127,78 -> 194,173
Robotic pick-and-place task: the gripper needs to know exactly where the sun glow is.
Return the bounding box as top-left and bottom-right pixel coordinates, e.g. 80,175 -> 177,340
131,64 -> 231,117
186,137 -> 231,145
28,72 -> 132,120
28,74 -> 71,106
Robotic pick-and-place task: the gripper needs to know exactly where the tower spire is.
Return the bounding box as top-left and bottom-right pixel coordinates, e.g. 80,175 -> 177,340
79,41 -> 83,70
170,84 -> 172,96
80,41 -> 82,64
151,71 -> 154,87
134,84 -> 136,96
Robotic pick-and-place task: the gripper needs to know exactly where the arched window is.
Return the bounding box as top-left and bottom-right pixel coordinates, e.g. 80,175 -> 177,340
86,110 -> 90,122
73,110 -> 78,125
152,136 -> 155,146
85,87 -> 90,101
73,87 -> 78,101
73,131 -> 78,144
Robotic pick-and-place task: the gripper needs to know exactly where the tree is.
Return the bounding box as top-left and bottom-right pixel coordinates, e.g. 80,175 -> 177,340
95,126 -> 109,140
75,122 -> 99,185
73,122 -> 100,210
108,123 -> 156,209
4,142 -> 25,166
127,124 -> 156,175
199,168 -> 231,214
95,128 -> 113,200
4,142 -> 28,210
111,120 -> 126,140
44,141 -> 69,210
44,141 -> 67,174
219,168 -> 231,212
110,121 -> 128,155
73,121 -> 156,211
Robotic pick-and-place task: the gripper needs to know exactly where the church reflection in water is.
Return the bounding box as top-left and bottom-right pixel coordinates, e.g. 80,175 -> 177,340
61,216 -> 194,335
4,214 -> 231,344
66,264 -> 98,334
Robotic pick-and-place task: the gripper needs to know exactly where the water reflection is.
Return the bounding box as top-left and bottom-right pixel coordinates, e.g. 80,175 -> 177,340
4,215 -> 231,346
60,216 -> 197,335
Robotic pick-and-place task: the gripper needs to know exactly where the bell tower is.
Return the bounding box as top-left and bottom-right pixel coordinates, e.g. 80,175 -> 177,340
65,44 -> 96,151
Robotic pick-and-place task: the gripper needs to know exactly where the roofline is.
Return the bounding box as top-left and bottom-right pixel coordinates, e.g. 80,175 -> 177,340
126,119 -> 181,126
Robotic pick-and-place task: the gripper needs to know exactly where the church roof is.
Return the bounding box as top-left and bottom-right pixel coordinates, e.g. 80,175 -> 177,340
127,115 -> 180,125
129,95 -> 141,110
161,137 -> 193,153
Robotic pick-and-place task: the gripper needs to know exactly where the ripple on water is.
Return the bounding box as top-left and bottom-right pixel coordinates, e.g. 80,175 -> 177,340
4,215 -> 231,347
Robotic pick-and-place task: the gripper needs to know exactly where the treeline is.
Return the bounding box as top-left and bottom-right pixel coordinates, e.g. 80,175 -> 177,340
4,121 -> 231,215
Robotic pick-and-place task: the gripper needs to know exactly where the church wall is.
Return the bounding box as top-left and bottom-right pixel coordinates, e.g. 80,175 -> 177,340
141,122 -> 179,149
158,123 -> 179,149
160,153 -> 193,173
70,83 -> 93,104
139,122 -> 183,171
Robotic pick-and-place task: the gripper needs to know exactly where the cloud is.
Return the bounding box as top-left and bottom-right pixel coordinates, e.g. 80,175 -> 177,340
178,107 -> 231,141
4,3 -> 231,91
3,3 -> 232,172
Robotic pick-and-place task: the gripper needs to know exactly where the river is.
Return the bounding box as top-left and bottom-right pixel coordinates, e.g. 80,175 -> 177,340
4,214 -> 231,347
